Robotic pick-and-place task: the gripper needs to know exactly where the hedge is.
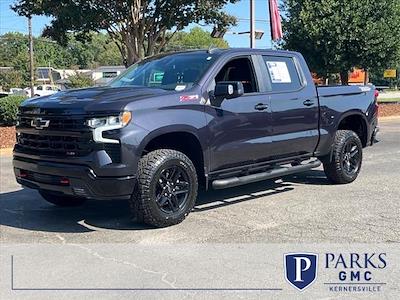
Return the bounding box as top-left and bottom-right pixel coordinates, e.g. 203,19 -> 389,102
0,95 -> 27,126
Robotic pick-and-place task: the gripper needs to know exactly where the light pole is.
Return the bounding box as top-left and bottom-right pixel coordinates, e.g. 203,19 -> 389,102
28,15 -> 35,97
250,0 -> 255,48
211,0 -> 262,47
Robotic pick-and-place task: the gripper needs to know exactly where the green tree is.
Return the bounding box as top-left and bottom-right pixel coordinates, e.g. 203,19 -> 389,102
282,0 -> 400,84
67,72 -> 94,88
0,32 -> 74,80
0,70 -> 27,91
13,0 -> 238,66
0,32 -> 30,83
168,27 -> 229,50
66,33 -> 122,68
0,31 -> 122,85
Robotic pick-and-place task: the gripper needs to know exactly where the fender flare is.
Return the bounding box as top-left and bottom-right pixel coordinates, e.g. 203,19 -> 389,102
137,125 -> 208,165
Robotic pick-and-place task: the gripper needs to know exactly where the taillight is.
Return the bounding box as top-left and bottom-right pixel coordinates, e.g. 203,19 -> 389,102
374,89 -> 379,113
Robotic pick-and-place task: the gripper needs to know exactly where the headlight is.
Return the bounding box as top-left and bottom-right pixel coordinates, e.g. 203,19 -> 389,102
87,111 -> 131,129
87,111 -> 132,144
87,117 -> 107,128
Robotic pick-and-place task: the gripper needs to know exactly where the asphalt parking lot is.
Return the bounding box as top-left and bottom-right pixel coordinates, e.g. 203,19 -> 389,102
1,118 -> 399,244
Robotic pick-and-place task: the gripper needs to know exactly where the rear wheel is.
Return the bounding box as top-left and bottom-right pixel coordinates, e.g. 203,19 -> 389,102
130,149 -> 198,228
39,190 -> 86,207
323,130 -> 363,184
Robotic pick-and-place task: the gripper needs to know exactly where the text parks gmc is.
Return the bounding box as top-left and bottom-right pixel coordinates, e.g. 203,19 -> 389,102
13,49 -> 379,227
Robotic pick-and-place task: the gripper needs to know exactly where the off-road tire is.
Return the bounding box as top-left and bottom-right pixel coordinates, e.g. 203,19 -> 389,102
39,190 -> 86,207
323,130 -> 363,184
130,149 -> 198,227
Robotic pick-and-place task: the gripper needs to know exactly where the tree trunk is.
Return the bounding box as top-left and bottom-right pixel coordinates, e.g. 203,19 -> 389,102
340,71 -> 349,85
125,34 -> 141,66
364,70 -> 369,85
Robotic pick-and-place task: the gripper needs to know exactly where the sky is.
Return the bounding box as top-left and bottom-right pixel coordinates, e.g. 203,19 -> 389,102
0,0 -> 273,48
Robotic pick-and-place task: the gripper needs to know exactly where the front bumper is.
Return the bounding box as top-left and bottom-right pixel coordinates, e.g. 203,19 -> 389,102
13,157 -> 136,200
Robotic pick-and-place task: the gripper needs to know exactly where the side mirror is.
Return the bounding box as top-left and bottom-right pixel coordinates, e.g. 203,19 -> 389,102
214,81 -> 244,100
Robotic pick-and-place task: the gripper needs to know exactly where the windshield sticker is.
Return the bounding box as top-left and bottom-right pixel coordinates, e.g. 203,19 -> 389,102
175,85 -> 187,91
266,61 -> 292,83
180,95 -> 199,102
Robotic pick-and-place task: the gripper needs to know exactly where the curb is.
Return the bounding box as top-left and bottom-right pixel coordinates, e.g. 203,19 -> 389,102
0,148 -> 13,157
379,116 -> 400,122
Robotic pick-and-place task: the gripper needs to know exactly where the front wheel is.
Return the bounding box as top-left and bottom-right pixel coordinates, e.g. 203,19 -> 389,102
323,130 -> 363,184
130,149 -> 198,228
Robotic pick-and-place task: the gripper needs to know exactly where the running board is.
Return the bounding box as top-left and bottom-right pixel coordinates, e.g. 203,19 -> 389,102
212,160 -> 322,190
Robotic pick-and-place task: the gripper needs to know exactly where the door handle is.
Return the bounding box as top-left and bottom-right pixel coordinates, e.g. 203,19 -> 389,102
254,103 -> 268,111
303,99 -> 315,107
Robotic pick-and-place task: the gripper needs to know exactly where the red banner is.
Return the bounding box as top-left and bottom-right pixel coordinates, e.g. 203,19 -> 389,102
269,0 -> 283,41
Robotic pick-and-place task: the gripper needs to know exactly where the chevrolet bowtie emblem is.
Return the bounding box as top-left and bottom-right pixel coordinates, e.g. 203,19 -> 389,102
31,118 -> 50,130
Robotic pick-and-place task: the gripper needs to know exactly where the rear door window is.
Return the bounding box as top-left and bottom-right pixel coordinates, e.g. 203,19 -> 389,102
263,56 -> 302,92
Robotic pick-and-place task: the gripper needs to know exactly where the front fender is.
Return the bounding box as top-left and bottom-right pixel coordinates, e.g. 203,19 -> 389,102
137,125 -> 205,157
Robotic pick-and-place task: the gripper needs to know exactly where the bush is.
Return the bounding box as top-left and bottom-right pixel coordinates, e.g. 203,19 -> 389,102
67,72 -> 94,88
0,95 -> 27,126
0,70 -> 28,91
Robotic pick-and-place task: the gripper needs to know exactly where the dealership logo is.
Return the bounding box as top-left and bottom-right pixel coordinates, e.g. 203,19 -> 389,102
284,253 -> 318,291
31,117 -> 50,129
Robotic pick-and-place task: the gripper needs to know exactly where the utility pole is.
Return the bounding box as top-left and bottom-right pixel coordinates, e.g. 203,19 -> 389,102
250,0 -> 255,48
28,15 -> 34,97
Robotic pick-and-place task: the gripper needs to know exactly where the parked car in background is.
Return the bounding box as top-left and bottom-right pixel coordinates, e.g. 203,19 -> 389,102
9,88 -> 27,96
24,85 -> 60,98
0,88 -> 26,97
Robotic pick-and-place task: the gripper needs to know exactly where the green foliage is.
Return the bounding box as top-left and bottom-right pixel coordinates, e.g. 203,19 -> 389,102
66,33 -> 122,68
282,0 -> 400,83
13,0 -> 238,65
0,32 -> 122,89
0,95 -> 26,126
369,67 -> 398,87
0,32 -> 122,72
0,32 -> 72,73
0,70 -> 27,91
168,27 -> 229,50
67,73 -> 94,88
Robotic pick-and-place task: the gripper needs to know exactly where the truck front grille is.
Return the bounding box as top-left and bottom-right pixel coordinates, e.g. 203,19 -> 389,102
16,133 -> 93,157
16,113 -> 121,162
18,116 -> 87,131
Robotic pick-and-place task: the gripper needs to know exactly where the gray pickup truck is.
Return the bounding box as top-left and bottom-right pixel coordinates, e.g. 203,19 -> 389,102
13,48 -> 379,227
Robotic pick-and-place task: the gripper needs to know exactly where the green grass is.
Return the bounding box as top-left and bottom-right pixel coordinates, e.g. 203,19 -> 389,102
378,98 -> 400,103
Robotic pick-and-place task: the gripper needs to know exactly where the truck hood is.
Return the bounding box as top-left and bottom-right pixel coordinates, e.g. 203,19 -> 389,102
20,86 -> 172,115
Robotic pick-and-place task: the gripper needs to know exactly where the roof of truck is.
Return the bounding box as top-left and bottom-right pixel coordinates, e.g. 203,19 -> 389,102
165,48 -> 296,55
211,47 -> 296,54
143,48 -> 299,62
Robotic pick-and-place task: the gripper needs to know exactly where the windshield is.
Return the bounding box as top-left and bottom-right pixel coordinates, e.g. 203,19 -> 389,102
110,52 -> 217,91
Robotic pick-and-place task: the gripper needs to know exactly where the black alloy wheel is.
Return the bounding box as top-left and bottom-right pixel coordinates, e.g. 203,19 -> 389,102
342,141 -> 361,176
130,149 -> 198,227
155,165 -> 191,214
323,130 -> 363,184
